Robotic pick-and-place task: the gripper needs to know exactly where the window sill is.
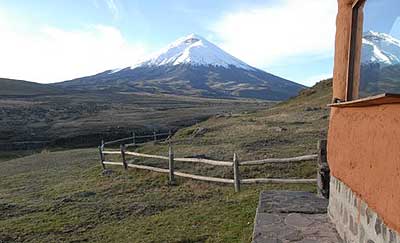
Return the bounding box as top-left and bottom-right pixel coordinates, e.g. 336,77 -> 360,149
328,93 -> 400,108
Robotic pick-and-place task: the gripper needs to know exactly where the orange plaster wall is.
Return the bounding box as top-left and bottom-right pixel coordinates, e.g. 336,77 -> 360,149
328,104 -> 400,233
333,0 -> 365,101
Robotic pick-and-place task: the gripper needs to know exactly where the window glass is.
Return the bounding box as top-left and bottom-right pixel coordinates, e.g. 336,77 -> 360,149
360,0 -> 400,97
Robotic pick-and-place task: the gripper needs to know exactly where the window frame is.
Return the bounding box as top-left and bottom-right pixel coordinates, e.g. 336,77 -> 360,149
346,0 -> 366,101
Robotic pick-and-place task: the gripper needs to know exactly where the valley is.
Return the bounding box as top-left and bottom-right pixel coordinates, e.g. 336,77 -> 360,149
1,1 -> 400,242
0,29 -> 399,243
0,79 -> 269,151
0,79 -> 332,242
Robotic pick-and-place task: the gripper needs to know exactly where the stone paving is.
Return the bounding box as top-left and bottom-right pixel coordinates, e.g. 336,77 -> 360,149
252,191 -> 343,243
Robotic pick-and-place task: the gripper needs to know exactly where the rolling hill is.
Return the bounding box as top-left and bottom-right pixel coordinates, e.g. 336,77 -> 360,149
0,78 -> 63,96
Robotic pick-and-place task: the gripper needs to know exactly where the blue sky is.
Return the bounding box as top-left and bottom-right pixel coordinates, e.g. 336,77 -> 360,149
0,0 -> 397,86
364,0 -> 400,37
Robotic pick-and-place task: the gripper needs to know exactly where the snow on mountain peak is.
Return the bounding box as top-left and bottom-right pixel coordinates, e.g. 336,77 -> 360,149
362,31 -> 400,66
130,34 -> 254,70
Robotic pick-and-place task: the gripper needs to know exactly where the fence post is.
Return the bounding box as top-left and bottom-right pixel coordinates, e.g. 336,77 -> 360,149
98,143 -> 106,170
153,130 -> 157,143
168,130 -> 172,145
168,144 -> 175,184
317,140 -> 330,198
132,131 -> 136,145
120,144 -> 127,170
233,153 -> 240,192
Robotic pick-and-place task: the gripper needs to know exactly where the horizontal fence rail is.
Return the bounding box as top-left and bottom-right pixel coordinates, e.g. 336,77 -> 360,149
98,134 -> 327,193
103,137 -> 133,145
102,150 -> 121,155
102,157 -> 234,184
240,154 -> 318,166
173,157 -> 233,167
174,172 -> 234,184
125,151 -> 169,160
102,150 -> 233,166
102,131 -> 172,147
241,178 -> 317,184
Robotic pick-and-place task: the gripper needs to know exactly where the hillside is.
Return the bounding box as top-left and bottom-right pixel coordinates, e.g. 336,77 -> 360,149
360,63 -> 400,95
0,79 -> 332,242
0,78 -> 63,96
56,34 -> 305,100
138,78 -> 332,163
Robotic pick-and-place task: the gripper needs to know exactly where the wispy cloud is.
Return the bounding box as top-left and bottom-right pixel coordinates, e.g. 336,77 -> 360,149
211,0 -> 337,70
390,17 -> 400,39
0,13 -> 147,83
105,0 -> 119,20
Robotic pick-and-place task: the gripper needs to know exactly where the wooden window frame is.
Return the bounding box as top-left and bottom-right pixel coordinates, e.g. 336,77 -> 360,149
346,0 -> 366,101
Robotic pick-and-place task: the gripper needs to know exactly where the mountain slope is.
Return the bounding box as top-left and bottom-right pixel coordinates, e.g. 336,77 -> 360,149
360,31 -> 400,95
362,31 -> 400,66
360,63 -> 400,95
57,34 -> 304,100
0,78 -> 63,96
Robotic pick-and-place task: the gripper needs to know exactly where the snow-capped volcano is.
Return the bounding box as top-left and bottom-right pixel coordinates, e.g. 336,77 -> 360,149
362,31 -> 400,66
360,31 -> 400,95
58,34 -> 305,100
131,34 -> 254,70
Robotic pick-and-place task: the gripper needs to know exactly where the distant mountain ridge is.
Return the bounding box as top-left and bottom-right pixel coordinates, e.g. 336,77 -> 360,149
56,34 -> 304,100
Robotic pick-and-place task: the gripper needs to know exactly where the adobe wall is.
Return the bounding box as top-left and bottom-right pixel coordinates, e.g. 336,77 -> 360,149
332,0 -> 365,101
328,0 -> 400,241
327,104 -> 400,239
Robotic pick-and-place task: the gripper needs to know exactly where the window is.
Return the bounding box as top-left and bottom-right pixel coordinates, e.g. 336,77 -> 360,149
351,0 -> 400,99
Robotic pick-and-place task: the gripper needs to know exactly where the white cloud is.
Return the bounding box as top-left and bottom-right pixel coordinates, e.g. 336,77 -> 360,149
0,17 -> 147,83
211,0 -> 337,69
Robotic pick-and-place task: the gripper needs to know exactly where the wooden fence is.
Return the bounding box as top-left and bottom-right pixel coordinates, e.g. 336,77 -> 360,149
98,133 -> 328,193
101,130 -> 172,147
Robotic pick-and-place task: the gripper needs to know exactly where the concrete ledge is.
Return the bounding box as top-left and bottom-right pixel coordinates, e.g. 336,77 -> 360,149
328,176 -> 400,243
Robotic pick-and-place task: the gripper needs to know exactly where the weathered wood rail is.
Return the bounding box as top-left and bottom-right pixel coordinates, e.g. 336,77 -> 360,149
99,133 -> 327,193
102,130 -> 172,146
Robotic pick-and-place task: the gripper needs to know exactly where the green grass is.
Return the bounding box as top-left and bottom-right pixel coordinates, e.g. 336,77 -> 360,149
0,79 -> 332,242
132,79 -> 332,165
0,148 -> 315,243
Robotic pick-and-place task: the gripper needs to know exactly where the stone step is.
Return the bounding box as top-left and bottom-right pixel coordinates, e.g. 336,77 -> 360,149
252,191 -> 342,243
